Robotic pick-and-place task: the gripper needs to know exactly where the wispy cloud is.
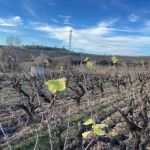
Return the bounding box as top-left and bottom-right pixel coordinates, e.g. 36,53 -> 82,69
0,28 -> 17,33
23,3 -> 38,18
129,14 -> 139,22
48,3 -> 58,6
0,16 -> 22,26
98,19 -> 118,27
28,21 -> 40,29
146,20 -> 150,27
31,19 -> 150,55
51,18 -> 59,23
0,28 -> 25,35
28,18 -> 150,55
138,8 -> 150,14
63,19 -> 73,25
32,39 -> 39,41
58,15 -> 73,25
29,21 -> 39,25
140,20 -> 150,33
111,0 -> 132,12
58,15 -> 71,19
97,0 -> 131,11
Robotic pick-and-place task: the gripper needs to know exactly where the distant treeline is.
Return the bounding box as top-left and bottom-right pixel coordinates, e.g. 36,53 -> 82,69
22,45 -> 69,52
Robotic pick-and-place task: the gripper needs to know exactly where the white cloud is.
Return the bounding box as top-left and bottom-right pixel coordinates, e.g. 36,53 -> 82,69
139,9 -> 150,14
128,14 -> 139,22
0,16 -> 22,26
140,20 -> 150,33
29,21 -> 39,25
30,19 -> 150,55
51,18 -> 59,23
0,28 -> 17,33
111,0 -> 131,11
58,15 -> 71,19
23,3 -> 38,18
146,20 -> 150,27
63,19 -> 73,25
48,3 -> 58,6
32,39 -> 39,41
98,19 -> 118,27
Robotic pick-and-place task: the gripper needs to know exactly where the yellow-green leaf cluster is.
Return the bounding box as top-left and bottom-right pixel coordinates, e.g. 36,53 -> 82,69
83,57 -> 95,69
92,124 -> 108,135
59,66 -> 64,71
141,60 -> 144,66
84,57 -> 89,62
111,56 -> 119,64
45,78 -> 66,93
43,60 -> 49,66
87,61 -> 95,69
82,119 -> 108,138
82,131 -> 91,138
83,119 -> 95,125
43,59 -> 48,63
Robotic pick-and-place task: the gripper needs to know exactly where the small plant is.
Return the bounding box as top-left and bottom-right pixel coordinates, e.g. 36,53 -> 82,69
141,60 -> 144,66
87,61 -> 95,69
59,66 -> 64,71
82,119 -> 108,138
111,56 -> 119,64
45,78 -> 66,93
84,57 -> 89,62
84,57 -> 95,69
70,113 -> 88,123
43,59 -> 49,66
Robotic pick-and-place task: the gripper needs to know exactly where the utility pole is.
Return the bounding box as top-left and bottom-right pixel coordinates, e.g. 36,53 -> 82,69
68,30 -> 72,52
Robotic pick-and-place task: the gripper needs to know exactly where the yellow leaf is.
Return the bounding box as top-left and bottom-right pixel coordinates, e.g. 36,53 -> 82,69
118,74 -> 122,78
83,119 -> 95,125
84,57 -> 89,62
93,128 -> 105,135
45,78 -> 66,93
82,131 -> 91,138
111,56 -> 119,64
43,60 -> 49,64
141,60 -> 144,66
92,124 -> 108,135
92,124 -> 108,129
59,66 -> 64,71
87,61 -> 94,69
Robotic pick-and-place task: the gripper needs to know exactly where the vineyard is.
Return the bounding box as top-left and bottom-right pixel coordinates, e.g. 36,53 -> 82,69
0,49 -> 150,150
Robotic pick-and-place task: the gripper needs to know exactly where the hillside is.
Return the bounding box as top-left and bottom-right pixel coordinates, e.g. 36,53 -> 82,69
1,46 -> 150,65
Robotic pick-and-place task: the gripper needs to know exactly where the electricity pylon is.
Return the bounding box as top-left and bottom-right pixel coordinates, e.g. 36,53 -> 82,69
68,30 -> 72,52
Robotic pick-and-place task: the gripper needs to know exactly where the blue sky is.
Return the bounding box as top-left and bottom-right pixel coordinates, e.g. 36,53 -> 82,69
0,0 -> 150,55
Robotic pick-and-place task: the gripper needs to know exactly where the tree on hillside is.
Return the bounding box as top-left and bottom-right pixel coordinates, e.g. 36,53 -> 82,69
0,37 -> 22,72
14,37 -> 22,46
6,36 -> 22,57
6,36 -> 22,47
6,36 -> 14,46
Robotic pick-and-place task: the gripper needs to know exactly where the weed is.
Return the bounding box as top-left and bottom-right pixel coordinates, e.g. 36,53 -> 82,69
0,103 -> 13,109
103,83 -> 111,88
98,102 -> 111,116
57,90 -> 72,99
70,113 -> 89,123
